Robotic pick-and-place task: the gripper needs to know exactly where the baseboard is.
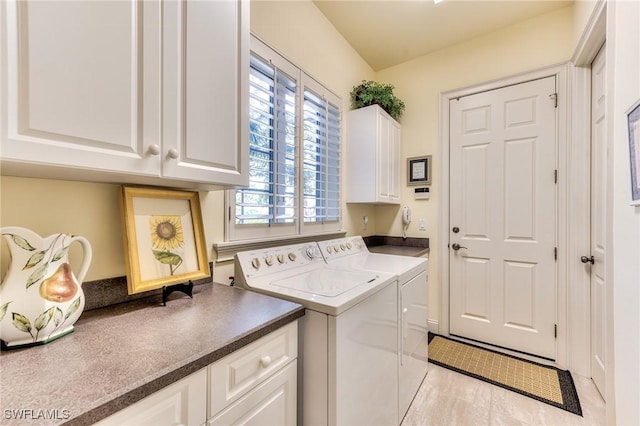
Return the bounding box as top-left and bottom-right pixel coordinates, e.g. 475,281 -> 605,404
428,319 -> 439,335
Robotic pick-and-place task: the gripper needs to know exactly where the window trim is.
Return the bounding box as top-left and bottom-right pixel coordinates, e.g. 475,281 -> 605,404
226,35 -> 342,244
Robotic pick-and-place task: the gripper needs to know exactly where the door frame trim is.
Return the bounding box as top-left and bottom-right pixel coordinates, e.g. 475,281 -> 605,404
568,0 -> 607,379
439,64 -> 570,368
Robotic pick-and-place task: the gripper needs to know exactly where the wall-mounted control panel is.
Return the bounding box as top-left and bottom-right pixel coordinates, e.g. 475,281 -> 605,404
414,187 -> 430,200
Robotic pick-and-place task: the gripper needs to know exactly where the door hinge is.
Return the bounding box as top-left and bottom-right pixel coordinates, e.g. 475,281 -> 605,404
554,169 -> 558,184
554,324 -> 557,339
554,247 -> 557,261
549,93 -> 558,108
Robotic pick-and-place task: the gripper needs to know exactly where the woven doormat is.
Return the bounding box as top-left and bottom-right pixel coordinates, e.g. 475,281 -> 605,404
428,333 -> 582,416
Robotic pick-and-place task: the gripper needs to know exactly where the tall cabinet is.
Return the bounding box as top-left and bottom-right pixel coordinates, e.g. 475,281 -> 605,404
0,0 -> 248,188
346,104 -> 401,204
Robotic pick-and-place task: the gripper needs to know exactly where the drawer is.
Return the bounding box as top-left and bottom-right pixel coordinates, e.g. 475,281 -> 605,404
208,360 -> 297,426
209,321 -> 297,417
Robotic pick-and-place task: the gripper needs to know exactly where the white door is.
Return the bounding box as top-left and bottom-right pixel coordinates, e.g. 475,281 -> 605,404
449,76 -> 558,359
589,44 -> 607,399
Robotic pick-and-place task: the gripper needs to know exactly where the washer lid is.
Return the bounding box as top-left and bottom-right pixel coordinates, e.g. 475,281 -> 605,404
271,267 -> 379,297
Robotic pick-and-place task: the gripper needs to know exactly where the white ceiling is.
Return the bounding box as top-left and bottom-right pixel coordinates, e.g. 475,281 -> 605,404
313,0 -> 573,71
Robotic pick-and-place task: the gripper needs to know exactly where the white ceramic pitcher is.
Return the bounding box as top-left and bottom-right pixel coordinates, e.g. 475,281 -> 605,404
0,226 -> 92,349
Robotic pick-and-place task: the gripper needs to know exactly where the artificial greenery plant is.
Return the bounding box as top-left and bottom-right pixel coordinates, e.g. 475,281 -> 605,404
350,80 -> 406,121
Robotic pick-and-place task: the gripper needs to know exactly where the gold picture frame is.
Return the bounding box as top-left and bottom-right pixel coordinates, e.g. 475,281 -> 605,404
119,186 -> 210,294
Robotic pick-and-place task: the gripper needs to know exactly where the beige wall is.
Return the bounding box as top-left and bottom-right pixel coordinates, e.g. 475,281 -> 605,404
374,5 -> 575,324
0,176 -> 225,283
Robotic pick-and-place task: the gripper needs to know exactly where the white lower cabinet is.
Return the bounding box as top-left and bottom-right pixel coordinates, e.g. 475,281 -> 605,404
94,369 -> 208,426
208,321 -> 298,425
96,321 -> 298,426
208,361 -> 297,426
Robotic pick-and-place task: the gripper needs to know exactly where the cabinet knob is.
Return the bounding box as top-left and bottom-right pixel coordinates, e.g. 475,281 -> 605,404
259,355 -> 272,368
147,144 -> 161,156
167,148 -> 179,159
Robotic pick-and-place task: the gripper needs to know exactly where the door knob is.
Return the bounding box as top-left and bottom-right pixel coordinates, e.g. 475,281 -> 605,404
580,255 -> 595,264
451,243 -> 467,251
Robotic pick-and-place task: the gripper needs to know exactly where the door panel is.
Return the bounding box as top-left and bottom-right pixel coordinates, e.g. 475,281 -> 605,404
590,44 -> 606,399
449,76 -> 557,359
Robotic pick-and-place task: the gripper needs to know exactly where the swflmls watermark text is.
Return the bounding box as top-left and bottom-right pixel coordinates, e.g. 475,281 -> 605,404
4,409 -> 71,421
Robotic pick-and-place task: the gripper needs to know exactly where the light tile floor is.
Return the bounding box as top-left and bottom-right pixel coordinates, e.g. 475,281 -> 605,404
401,364 -> 606,426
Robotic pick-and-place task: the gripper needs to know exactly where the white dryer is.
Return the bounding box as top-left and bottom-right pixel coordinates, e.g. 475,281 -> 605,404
234,242 -> 399,426
318,236 -> 429,423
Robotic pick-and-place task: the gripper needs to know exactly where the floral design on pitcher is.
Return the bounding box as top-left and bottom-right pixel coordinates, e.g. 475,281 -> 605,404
1,227 -> 91,348
0,302 -> 11,322
1,232 -> 83,342
149,215 -> 185,276
2,232 -> 71,292
10,298 -> 81,343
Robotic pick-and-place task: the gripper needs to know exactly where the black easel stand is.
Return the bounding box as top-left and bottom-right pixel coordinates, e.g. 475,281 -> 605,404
162,280 -> 194,306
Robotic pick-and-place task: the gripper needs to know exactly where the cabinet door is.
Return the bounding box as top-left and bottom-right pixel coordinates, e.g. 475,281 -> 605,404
162,0 -> 249,186
1,0 -> 161,177
208,361 -> 297,426
95,369 -> 207,426
388,119 -> 402,202
377,113 -> 391,202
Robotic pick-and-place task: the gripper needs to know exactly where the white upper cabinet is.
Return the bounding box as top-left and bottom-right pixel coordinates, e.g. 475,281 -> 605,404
0,0 -> 248,189
346,104 -> 401,204
161,0 -> 248,186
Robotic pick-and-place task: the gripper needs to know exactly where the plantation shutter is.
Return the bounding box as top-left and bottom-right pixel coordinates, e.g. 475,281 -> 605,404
302,77 -> 341,224
235,53 -> 297,225
227,36 -> 342,242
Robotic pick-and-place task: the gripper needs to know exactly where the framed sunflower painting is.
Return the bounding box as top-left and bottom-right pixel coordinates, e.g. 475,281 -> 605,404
119,186 -> 210,294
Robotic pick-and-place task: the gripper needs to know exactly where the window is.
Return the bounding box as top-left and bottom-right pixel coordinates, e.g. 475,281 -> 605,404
228,36 -> 342,242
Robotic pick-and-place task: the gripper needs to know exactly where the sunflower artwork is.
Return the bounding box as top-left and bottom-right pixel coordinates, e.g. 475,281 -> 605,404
149,215 -> 185,276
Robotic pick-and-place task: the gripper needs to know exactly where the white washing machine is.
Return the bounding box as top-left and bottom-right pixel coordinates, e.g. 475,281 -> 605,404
234,242 -> 399,426
318,236 -> 429,423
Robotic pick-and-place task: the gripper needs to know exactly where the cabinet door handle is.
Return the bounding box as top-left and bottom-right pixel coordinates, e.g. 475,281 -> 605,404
167,148 -> 179,159
147,144 -> 161,156
259,355 -> 272,368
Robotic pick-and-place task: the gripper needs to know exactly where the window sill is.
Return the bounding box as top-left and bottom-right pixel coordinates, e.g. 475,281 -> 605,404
213,231 -> 346,262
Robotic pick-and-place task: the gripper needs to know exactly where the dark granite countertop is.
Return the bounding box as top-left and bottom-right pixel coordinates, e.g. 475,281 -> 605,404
363,235 -> 430,257
0,283 -> 304,425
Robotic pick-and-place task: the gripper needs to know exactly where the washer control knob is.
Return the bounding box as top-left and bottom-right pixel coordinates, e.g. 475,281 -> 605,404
340,244 -> 346,251
327,246 -> 333,254
288,252 -> 297,262
346,242 -> 352,249
334,245 -> 340,252
277,254 -> 285,264
251,257 -> 261,270
306,246 -> 317,259
265,256 -> 274,266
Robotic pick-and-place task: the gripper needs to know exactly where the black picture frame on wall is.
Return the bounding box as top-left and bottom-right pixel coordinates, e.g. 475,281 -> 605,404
408,155 -> 432,185
628,99 -> 640,205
